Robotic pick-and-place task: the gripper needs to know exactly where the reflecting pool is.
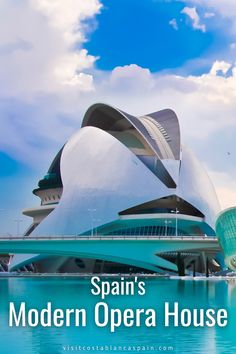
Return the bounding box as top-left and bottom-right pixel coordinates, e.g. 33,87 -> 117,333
0,277 -> 235,354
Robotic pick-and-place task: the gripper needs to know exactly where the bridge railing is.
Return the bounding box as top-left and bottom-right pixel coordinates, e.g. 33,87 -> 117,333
0,235 -> 218,241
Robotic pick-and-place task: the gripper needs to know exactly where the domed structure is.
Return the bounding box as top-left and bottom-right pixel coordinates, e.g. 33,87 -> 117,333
216,207 -> 236,271
10,103 -> 220,274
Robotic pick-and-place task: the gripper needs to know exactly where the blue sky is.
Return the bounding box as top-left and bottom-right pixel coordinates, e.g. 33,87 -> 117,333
84,0 -> 235,74
85,0 -> 214,73
1,0 -> 236,234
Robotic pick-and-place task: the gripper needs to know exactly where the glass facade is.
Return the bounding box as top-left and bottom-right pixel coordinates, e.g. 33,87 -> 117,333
103,225 -> 188,237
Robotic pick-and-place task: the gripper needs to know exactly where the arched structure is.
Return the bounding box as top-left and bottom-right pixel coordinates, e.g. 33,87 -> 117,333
10,103 -> 220,274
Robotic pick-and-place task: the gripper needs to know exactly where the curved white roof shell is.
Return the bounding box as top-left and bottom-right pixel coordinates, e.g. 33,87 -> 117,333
11,103 -> 220,270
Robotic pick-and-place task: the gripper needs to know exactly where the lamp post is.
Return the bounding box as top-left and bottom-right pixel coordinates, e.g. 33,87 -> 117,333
164,220 -> 172,236
0,209 -> 5,237
192,260 -> 196,277
206,257 -> 209,278
14,219 -> 23,237
94,218 -> 101,236
88,209 -> 96,237
171,208 -> 179,236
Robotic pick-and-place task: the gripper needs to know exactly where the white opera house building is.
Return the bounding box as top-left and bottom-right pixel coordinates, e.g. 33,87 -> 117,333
10,103 -> 221,274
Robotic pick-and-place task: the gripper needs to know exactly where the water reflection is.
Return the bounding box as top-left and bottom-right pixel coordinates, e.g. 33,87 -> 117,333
0,278 -> 235,353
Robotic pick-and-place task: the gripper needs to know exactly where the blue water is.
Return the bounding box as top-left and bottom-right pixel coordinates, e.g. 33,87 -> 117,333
0,277 -> 235,354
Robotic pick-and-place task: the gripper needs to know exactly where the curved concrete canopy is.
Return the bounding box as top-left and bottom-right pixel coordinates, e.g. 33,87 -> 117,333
82,103 -> 179,188
147,108 -> 180,160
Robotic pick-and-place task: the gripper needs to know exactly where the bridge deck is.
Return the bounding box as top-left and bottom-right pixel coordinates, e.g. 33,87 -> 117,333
0,235 -> 218,241
0,235 -> 220,273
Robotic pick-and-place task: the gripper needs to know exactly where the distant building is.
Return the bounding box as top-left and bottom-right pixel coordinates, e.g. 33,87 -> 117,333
216,207 -> 236,271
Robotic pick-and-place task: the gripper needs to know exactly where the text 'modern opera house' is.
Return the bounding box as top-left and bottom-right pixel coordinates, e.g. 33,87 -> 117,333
10,103 -> 221,274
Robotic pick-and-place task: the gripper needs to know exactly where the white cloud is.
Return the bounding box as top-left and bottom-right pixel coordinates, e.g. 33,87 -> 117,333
31,0 -> 102,45
109,64 -> 155,90
3,59 -> 236,168
0,0 -> 102,167
169,18 -> 178,30
185,0 -> 236,18
53,49 -> 96,90
209,60 -> 231,76
183,0 -> 236,33
208,171 -> 236,210
1,1 -> 236,213
0,0 -> 101,97
181,6 -> 206,32
230,42 -> 236,50
204,12 -> 215,19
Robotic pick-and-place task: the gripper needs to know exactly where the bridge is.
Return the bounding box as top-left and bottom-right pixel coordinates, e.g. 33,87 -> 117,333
0,235 -> 221,272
